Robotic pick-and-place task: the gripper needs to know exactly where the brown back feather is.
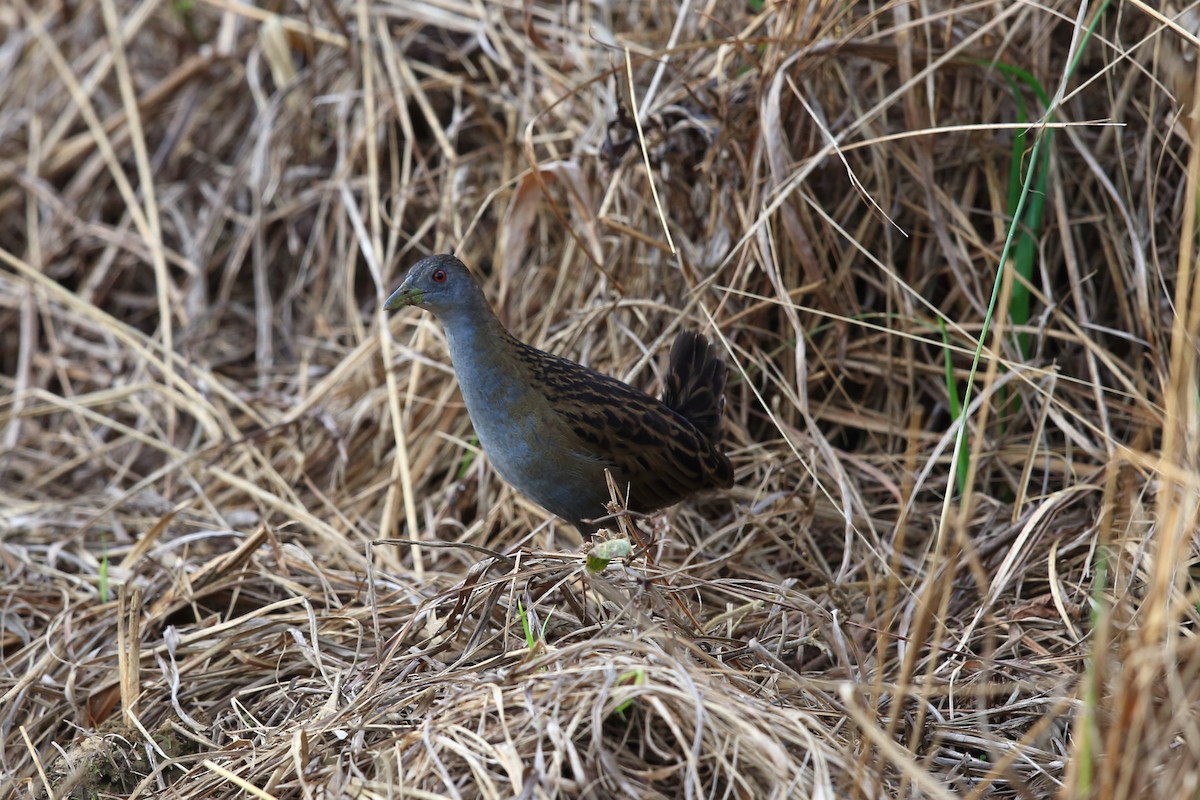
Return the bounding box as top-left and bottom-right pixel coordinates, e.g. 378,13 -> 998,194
519,334 -> 733,513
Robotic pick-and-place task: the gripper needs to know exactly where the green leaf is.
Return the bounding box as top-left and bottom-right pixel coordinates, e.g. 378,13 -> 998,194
586,538 -> 632,574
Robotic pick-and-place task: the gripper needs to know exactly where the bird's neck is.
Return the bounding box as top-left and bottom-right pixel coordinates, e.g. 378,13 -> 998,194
439,307 -> 528,410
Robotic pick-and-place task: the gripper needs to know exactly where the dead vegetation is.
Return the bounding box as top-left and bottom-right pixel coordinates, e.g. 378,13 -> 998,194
2,0 -> 1199,797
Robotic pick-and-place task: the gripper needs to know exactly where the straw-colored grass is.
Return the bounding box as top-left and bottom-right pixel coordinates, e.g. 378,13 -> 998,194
2,0 -> 1198,797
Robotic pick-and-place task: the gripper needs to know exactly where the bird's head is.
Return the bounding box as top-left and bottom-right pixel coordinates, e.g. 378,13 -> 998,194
385,254 -> 480,318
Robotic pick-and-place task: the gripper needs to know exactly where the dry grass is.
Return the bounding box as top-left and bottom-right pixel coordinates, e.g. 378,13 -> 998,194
2,0 -> 1199,797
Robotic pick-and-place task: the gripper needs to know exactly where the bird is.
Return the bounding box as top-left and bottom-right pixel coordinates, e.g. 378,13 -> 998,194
384,254 -> 733,533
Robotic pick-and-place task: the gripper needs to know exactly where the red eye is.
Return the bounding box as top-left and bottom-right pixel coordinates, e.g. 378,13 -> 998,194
432,269 -> 447,283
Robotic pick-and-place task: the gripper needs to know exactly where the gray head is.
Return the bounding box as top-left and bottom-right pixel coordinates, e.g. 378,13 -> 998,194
384,254 -> 488,323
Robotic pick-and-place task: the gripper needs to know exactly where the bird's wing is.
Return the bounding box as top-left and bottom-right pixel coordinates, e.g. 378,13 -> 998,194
518,344 -> 733,513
